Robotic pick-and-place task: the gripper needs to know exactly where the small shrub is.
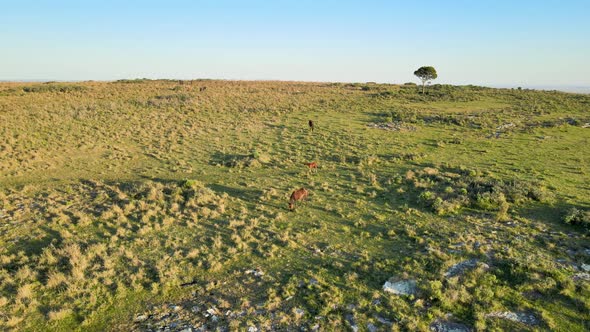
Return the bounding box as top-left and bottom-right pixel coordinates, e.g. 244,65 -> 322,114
22,84 -> 86,93
562,208 -> 590,231
475,192 -> 507,211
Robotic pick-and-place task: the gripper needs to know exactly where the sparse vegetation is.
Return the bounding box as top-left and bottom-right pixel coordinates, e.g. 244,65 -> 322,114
0,80 -> 588,331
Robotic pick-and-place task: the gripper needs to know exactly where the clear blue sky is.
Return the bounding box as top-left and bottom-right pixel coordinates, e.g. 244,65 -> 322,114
1,0 -> 589,86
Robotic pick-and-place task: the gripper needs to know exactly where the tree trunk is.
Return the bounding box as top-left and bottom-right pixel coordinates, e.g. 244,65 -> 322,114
422,81 -> 425,94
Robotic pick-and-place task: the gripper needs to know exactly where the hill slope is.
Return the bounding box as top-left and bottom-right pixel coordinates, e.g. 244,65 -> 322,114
0,80 -> 589,331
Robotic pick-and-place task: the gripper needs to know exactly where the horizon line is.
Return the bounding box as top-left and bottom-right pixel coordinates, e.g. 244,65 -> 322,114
1,78 -> 589,94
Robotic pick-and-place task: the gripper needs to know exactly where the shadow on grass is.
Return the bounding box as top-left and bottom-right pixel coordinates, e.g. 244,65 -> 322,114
12,226 -> 63,257
208,151 -> 251,167
208,183 -> 262,202
516,199 -> 589,234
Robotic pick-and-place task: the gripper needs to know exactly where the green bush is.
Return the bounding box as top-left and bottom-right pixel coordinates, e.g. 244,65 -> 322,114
562,208 -> 590,231
407,166 -> 550,218
475,192 -> 507,211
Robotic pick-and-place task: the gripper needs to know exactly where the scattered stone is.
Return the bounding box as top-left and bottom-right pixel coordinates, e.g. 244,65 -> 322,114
496,123 -> 515,130
573,272 -> 590,282
134,314 -> 149,323
555,259 -> 577,269
294,308 -> 305,318
582,123 -> 590,128
245,269 -> 264,277
367,122 -> 416,132
486,311 -> 539,326
345,314 -> 359,332
444,259 -> 488,278
383,279 -> 417,295
581,263 -> 590,272
309,278 -> 319,285
248,326 -> 258,332
367,323 -> 378,332
374,315 -> 393,325
487,131 -> 502,139
429,319 -> 472,332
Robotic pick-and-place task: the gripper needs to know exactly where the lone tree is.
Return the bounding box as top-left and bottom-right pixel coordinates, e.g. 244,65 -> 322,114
414,66 -> 437,94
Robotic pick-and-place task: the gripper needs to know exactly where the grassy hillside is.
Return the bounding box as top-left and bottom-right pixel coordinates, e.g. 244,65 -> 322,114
0,80 -> 589,331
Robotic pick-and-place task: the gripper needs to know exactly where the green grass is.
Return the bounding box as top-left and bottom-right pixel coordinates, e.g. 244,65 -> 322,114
0,80 -> 589,331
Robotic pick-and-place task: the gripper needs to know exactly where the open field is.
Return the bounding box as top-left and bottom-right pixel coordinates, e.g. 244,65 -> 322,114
0,80 -> 589,331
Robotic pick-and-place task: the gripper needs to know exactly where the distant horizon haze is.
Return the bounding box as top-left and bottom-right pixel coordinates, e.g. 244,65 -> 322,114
1,78 -> 589,94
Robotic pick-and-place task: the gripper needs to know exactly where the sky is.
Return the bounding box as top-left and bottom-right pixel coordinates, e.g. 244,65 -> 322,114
1,0 -> 589,87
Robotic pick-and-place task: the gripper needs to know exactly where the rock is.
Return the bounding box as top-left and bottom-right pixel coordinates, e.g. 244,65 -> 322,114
444,259 -> 488,278
582,123 -> 590,128
429,319 -> 472,332
294,308 -> 305,318
134,314 -> 149,323
581,263 -> 590,272
383,279 -> 417,295
248,326 -> 258,332
375,315 -> 393,325
245,269 -> 264,277
496,123 -> 515,130
486,311 -> 539,325
345,314 -> 358,332
367,323 -> 378,332
367,122 -> 416,132
573,272 -> 590,282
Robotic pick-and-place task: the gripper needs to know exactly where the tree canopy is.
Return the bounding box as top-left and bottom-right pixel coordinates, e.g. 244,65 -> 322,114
414,66 -> 438,94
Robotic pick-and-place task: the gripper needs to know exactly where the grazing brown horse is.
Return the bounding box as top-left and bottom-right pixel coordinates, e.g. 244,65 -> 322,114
309,120 -> 314,131
199,86 -> 207,92
304,162 -> 318,172
289,188 -> 309,210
